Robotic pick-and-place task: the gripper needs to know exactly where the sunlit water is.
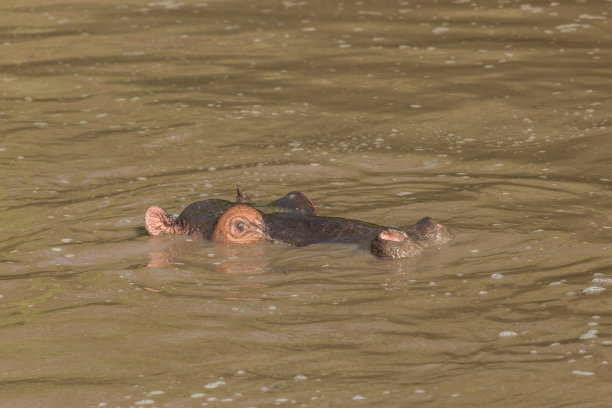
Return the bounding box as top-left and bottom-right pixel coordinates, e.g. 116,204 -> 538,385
1,0 -> 611,406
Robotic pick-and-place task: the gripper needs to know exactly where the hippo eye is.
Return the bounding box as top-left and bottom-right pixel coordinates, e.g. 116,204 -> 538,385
236,221 -> 245,232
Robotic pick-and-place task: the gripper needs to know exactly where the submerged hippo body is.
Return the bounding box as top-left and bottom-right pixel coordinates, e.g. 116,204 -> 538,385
144,187 -> 450,259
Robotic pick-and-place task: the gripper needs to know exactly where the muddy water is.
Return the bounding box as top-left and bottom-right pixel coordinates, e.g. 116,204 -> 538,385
1,0 -> 611,406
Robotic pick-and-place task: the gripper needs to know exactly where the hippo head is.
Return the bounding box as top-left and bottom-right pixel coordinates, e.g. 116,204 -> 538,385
144,187 -> 450,259
145,187 -> 316,242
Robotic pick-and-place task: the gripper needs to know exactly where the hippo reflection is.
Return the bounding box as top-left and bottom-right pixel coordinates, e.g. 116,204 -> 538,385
144,187 -> 450,259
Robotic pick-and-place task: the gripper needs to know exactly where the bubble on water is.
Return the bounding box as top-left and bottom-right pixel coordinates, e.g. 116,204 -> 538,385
190,393 -> 205,398
491,273 -> 503,279
571,370 -> 595,376
147,391 -> 164,396
556,23 -> 590,33
282,1 -> 305,7
123,51 -> 145,57
51,248 -> 62,252
579,14 -> 605,20
499,331 -> 518,337
520,4 -> 543,13
134,400 -> 155,406
358,10 -> 383,16
204,380 -> 226,389
294,374 -> 308,381
432,27 -> 449,34
583,286 -> 605,294
148,0 -> 184,9
579,329 -> 598,340
276,398 -> 289,403
352,395 -> 367,400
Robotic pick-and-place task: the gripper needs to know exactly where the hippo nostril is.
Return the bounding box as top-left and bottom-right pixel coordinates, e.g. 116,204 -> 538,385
379,229 -> 405,242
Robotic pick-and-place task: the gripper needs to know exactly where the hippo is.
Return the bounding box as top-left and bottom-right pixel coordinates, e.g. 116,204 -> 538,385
144,187 -> 450,259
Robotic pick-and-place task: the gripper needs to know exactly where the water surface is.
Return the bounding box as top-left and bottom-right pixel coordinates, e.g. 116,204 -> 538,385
1,0 -> 611,406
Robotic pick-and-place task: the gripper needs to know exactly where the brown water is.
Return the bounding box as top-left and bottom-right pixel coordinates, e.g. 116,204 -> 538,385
1,0 -> 611,406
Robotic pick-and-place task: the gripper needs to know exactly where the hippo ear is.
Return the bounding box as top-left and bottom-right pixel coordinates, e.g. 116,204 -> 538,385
145,206 -> 176,236
235,185 -> 254,204
270,191 -> 316,215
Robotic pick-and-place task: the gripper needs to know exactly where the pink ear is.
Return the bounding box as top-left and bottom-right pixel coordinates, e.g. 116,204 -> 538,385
145,206 -> 174,236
